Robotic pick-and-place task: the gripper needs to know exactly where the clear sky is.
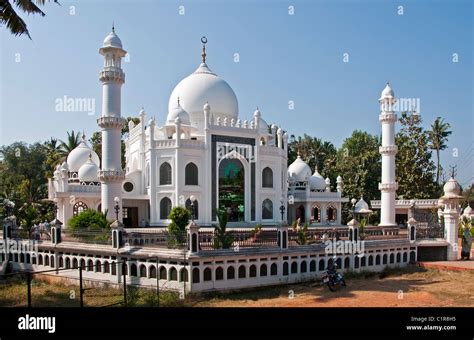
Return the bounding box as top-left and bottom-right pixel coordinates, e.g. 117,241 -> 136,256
1,0 -> 472,186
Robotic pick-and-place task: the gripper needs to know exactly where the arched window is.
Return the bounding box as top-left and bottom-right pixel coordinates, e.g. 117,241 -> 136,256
318,259 -> 325,271
270,263 -> 278,276
249,265 -> 257,278
291,262 -> 298,274
227,266 -> 235,280
262,199 -> 273,220
159,162 -> 172,185
185,163 -> 198,185
310,260 -> 316,272
262,167 -> 273,188
160,197 -> 172,220
260,264 -> 268,277
238,265 -> 246,278
140,265 -> 147,278
95,260 -> 101,272
344,257 -> 350,269
103,261 -> 110,273
185,198 -> 199,219
130,263 -> 137,276
180,268 -> 188,282
312,204 -> 321,223
300,261 -> 307,273
215,267 -> 224,280
203,268 -> 212,281
326,205 -> 337,223
159,266 -> 167,280
149,265 -> 157,278
283,262 -> 289,276
73,201 -> 88,216
376,255 -> 381,265
192,268 -> 200,283
169,267 -> 178,281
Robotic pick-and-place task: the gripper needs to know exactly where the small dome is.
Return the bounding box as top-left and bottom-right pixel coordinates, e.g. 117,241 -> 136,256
309,167 -> 326,191
66,136 -> 100,172
288,155 -> 312,183
379,83 -> 395,101
78,156 -> 100,182
102,28 -> 122,49
166,100 -> 191,125
354,197 -> 372,214
463,205 -> 473,217
336,175 -> 343,182
442,177 -> 462,198
203,102 -> 211,113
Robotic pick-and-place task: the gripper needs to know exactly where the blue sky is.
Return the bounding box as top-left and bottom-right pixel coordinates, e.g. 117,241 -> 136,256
1,0 -> 472,186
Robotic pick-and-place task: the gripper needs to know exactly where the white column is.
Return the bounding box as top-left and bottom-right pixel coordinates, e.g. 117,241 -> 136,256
148,119 -> 158,224
97,29 -> 127,221
378,84 -> 398,227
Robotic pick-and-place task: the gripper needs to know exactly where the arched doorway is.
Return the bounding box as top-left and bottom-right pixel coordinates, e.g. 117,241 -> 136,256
219,158 -> 245,222
296,205 -> 305,223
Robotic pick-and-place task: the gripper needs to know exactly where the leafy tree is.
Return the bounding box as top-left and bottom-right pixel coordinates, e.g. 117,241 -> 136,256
213,210 -> 234,249
396,112 -> 439,198
0,0 -> 59,39
328,130 -> 381,223
288,134 -> 337,180
0,142 -> 49,207
167,207 -> 190,247
428,117 -> 452,185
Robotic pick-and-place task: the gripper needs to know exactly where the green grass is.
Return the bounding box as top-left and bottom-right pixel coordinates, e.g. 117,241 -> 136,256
0,275 -> 186,307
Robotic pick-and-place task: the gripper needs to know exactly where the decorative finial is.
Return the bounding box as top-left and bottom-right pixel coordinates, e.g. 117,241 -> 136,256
449,165 -> 457,178
201,36 -> 207,63
82,131 -> 86,140
112,22 -> 115,32
177,96 -> 180,106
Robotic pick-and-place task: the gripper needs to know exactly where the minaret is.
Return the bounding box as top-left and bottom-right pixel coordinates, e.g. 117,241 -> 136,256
378,83 -> 398,227
97,26 -> 127,221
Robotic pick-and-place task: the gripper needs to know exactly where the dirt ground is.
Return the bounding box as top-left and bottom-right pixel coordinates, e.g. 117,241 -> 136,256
192,266 -> 474,307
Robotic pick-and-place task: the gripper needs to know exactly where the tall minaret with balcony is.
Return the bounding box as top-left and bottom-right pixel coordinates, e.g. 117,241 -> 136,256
378,83 -> 398,227
97,26 -> 127,221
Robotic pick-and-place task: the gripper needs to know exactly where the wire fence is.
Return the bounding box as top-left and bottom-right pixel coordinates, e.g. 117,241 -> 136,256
0,261 -> 187,308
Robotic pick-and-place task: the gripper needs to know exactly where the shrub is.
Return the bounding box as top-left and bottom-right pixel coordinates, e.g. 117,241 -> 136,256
68,209 -> 110,231
167,207 -> 190,248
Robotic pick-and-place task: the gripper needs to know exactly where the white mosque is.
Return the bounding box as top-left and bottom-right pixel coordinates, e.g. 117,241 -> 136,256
48,28 -> 347,228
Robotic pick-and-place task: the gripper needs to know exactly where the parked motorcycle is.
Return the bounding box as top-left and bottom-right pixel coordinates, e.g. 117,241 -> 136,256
322,263 -> 346,292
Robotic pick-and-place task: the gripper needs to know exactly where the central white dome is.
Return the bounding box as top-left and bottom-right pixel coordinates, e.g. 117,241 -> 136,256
168,63 -> 238,128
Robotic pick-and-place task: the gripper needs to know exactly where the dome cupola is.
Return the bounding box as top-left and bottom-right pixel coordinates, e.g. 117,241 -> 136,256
309,166 -> 326,191
78,155 -> 100,182
288,154 -> 312,183
66,134 -> 100,172
168,37 -> 238,129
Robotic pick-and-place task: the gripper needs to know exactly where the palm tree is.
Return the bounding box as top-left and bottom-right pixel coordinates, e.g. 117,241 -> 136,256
428,117 -> 452,185
213,210 -> 234,249
59,130 -> 81,157
43,137 -> 63,169
0,0 -> 59,39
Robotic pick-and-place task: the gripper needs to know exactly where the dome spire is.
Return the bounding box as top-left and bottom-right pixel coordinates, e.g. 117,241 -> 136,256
201,36 -> 208,63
